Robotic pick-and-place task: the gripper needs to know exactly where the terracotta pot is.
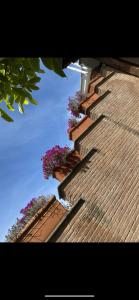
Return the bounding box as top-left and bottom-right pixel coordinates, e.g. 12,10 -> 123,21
53,150 -> 81,182
79,93 -> 100,114
68,116 -> 94,141
15,196 -> 67,243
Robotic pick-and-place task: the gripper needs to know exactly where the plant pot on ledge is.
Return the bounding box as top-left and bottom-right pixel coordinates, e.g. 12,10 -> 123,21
15,196 -> 67,243
53,150 -> 81,182
79,66 -> 115,115
68,116 -> 94,141
79,93 -> 100,115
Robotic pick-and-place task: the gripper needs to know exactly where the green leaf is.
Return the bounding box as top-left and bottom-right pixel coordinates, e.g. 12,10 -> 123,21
0,73 -> 7,81
31,58 -> 40,72
18,103 -> 24,114
13,87 -> 28,97
29,85 -> 40,90
27,88 -> 32,92
13,88 -> 33,104
23,59 -> 36,77
9,96 -> 14,106
28,98 -> 38,105
14,96 -> 22,104
28,76 -> 41,84
41,57 -> 66,77
31,58 -> 45,74
39,69 -> 45,74
0,108 -> 13,122
7,103 -> 14,111
5,95 -> 15,111
41,58 -> 54,70
23,90 -> 33,99
23,99 -> 29,105
0,68 -> 5,75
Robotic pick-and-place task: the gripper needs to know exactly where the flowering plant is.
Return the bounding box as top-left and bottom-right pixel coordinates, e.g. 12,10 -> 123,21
5,196 -> 49,242
67,91 -> 82,117
41,145 -> 70,180
67,117 -> 79,133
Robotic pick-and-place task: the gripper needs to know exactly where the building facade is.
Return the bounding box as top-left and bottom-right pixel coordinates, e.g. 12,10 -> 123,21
17,59 -> 139,242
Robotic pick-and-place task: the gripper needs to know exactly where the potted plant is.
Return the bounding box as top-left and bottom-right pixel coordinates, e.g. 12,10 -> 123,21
79,93 -> 100,114
67,91 -> 83,118
67,89 -> 100,117
68,115 -> 94,141
41,145 -> 80,182
67,117 -> 79,134
5,196 -> 49,242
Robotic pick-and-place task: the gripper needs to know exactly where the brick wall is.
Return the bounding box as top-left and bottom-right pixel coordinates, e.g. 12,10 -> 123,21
57,118 -> 139,241
55,69 -> 139,242
88,72 -> 139,134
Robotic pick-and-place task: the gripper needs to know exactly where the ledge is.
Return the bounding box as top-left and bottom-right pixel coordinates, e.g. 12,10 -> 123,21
46,198 -> 85,242
79,91 -> 97,109
74,114 -> 105,151
85,91 -> 111,115
15,195 -> 56,242
98,57 -> 139,78
94,71 -> 115,94
58,147 -> 98,199
68,116 -> 90,140
69,115 -> 88,135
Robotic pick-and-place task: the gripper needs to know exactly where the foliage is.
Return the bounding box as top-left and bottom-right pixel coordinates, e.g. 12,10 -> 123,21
41,145 -> 70,180
5,196 -> 49,242
41,58 -> 66,77
0,58 -> 66,122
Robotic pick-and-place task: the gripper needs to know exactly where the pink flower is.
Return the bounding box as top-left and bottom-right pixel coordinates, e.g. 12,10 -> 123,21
67,90 -> 82,118
5,196 -> 49,242
41,145 -> 70,180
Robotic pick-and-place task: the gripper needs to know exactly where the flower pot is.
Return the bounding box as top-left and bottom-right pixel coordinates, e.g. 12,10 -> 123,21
15,196 -> 67,243
68,116 -> 94,141
53,150 -> 81,182
79,93 -> 100,114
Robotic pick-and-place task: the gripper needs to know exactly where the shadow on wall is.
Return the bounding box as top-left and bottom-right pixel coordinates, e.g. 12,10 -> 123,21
48,198 -> 85,242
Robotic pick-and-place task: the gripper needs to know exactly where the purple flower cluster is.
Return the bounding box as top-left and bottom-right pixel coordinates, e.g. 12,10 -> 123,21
67,90 -> 82,118
20,198 -> 36,215
41,145 -> 70,180
67,91 -> 83,133
67,117 -> 79,134
5,196 -> 49,242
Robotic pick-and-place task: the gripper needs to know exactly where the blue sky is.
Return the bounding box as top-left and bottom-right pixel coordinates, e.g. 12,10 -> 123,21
0,63 -> 81,242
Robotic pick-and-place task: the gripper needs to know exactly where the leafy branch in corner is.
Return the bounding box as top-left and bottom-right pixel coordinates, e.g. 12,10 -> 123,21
0,57 -> 67,122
